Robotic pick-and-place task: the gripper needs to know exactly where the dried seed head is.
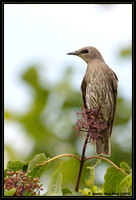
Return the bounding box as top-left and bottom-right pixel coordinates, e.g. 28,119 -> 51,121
74,106 -> 107,144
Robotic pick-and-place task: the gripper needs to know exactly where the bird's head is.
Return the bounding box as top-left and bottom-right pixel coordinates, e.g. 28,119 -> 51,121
67,46 -> 104,63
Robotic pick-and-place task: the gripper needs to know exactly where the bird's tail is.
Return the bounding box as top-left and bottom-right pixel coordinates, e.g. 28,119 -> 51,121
96,129 -> 111,157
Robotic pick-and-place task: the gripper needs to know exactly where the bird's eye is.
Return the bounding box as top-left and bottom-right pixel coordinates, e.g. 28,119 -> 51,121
80,49 -> 89,54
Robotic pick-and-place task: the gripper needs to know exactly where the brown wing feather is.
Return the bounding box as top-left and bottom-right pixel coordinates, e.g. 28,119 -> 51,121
97,72 -> 117,156
81,78 -> 87,108
108,72 -> 118,136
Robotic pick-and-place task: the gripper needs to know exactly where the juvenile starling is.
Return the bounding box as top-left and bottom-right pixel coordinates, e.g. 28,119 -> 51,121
67,46 -> 118,156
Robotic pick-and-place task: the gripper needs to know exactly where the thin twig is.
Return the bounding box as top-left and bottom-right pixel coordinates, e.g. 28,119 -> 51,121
35,154 -> 81,167
85,156 -> 128,176
34,153 -> 128,192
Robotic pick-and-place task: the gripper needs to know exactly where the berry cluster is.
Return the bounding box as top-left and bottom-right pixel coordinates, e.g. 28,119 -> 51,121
4,170 -> 43,196
74,106 -> 107,143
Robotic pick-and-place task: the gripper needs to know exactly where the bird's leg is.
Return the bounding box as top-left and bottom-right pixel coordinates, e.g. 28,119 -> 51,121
75,131 -> 90,192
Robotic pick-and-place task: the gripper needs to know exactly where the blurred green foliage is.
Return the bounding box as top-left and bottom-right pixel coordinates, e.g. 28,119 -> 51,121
119,46 -> 132,58
4,45 -> 132,191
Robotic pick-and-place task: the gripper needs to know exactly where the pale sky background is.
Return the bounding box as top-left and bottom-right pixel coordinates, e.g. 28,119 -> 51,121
4,4 -> 132,169
4,3 -> 132,192
4,4 -> 132,114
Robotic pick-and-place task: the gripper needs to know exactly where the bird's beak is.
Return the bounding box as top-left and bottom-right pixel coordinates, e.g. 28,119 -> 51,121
67,51 -> 80,55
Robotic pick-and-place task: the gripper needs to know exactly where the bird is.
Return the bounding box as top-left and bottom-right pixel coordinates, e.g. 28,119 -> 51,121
67,46 -> 118,156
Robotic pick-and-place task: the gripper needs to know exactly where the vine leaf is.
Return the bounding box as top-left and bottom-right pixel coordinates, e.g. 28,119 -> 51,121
4,188 -> 16,196
46,162 -> 63,196
5,160 -> 28,176
120,162 -> 131,174
103,166 -> 129,196
28,153 -> 50,179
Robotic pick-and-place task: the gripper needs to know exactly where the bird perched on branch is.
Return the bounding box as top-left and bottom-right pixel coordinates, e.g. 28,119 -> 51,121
67,46 -> 118,156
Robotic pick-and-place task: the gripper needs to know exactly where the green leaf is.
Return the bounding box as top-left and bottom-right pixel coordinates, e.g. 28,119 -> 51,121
120,174 -> 132,186
6,160 -> 27,172
103,166 -> 127,196
28,153 -> 46,171
22,67 -> 39,88
46,163 -> 63,196
62,188 -> 72,195
67,190 -> 82,196
4,188 -> 16,196
62,188 -> 81,196
120,162 -> 131,174
22,161 -> 29,172
120,174 -> 132,195
119,46 -> 132,58
4,169 -> 8,178
28,153 -> 49,179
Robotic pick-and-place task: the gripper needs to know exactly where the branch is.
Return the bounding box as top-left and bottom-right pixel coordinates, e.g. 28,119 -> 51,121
85,156 -> 128,176
34,153 -> 128,191
75,131 -> 90,192
35,154 -> 81,167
